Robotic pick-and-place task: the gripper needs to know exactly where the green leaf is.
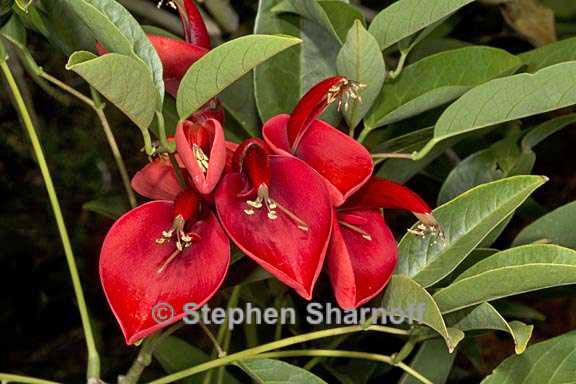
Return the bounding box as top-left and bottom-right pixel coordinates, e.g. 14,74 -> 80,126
434,244 -> 576,314
513,201 -> 576,249
415,62 -> 576,160
521,113 -> 576,150
253,0 -> 342,125
364,47 -> 521,130
337,20 -> 385,129
240,359 -> 328,383
66,51 -> 156,146
381,275 -> 463,351
520,36 -> 576,73
153,335 -> 240,384
0,36 -> 6,61
438,133 -> 535,204
397,175 -> 547,287
220,72 -> 260,137
272,0 -> 362,44
481,330 -> 576,384
445,302 -> 533,354
177,34 -> 301,120
493,301 -> 546,322
60,0 -> 164,104
398,339 -> 455,384
368,0 -> 475,50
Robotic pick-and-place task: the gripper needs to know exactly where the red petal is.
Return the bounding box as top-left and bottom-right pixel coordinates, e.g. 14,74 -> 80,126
131,159 -> 183,200
328,210 -> 397,309
175,0 -> 211,49
100,202 -> 229,344
148,35 -> 208,97
343,177 -> 432,213
287,76 -> 347,149
263,115 -> 373,206
176,119 -> 226,195
215,156 -> 333,299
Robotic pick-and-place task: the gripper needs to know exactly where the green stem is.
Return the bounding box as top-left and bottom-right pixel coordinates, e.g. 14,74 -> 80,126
1,60 -> 100,381
121,322 -> 184,384
0,374 -> 61,384
371,152 -> 414,160
357,127 -> 371,143
168,153 -> 188,189
148,324 -> 409,384
388,48 -> 410,80
40,72 -> 137,209
253,350 -> 433,384
303,334 -> 347,370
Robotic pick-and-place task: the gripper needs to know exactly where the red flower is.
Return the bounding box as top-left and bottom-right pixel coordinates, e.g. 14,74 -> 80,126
328,177 -> 441,309
263,76 -> 374,206
215,139 -> 333,299
176,119 -> 226,195
149,0 -> 211,96
131,157 -> 183,200
100,189 -> 230,344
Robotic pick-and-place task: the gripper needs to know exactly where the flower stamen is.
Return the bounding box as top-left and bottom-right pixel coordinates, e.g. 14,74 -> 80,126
242,184 -> 308,232
327,79 -> 366,112
155,214 -> 201,272
339,220 -> 372,241
193,144 -> 210,173
408,213 -> 445,243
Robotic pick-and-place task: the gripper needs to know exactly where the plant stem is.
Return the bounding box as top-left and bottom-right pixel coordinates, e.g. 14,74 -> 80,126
168,153 -> 188,189
121,322 -> 184,384
0,374 -> 61,384
40,72 -> 137,208
1,60 -> 100,381
253,350 -> 433,384
371,152 -> 414,160
148,324 -> 409,384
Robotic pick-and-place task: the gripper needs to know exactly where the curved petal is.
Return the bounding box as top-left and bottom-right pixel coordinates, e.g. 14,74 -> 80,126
175,0 -> 211,49
263,115 -> 373,206
343,177 -> 432,213
131,159 -> 183,200
328,209 -> 397,309
148,34 -> 208,96
100,201 -> 229,344
215,156 -> 332,299
176,119 -> 226,195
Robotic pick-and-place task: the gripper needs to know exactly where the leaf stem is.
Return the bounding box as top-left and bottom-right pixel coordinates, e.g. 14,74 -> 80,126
0,374 -> 61,384
40,72 -> 137,208
1,59 -> 100,381
254,349 -> 433,384
371,152 -> 414,160
148,324 -> 409,384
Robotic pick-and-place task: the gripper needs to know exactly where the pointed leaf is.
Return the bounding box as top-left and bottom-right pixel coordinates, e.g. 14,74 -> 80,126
368,0 -> 475,50
240,359 -> 328,383
177,34 -> 301,119
514,201 -> 576,249
60,0 -> 164,104
434,244 -> 576,313
445,302 -> 533,354
381,275 -> 464,352
66,52 -> 157,139
364,46 -> 521,130
481,330 -> 576,383
337,20 -> 385,129
397,176 -> 547,287
415,62 -> 576,159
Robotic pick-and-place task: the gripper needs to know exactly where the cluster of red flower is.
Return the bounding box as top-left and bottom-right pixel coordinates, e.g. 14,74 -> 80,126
98,0 -> 441,345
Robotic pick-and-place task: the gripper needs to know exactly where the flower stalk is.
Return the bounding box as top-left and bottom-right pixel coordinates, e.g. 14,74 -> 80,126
0,57 -> 101,382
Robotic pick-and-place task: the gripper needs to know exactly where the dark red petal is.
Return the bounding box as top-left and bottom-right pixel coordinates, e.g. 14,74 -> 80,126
176,119 -> 226,195
148,34 -> 208,97
328,209 -> 397,309
131,159 -> 183,200
174,0 -> 211,49
263,114 -> 373,206
287,76 -> 348,149
100,202 -> 229,344
343,177 -> 432,213
215,156 -> 332,299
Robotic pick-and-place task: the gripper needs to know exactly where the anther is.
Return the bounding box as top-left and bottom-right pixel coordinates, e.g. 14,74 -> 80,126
193,144 -> 210,173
